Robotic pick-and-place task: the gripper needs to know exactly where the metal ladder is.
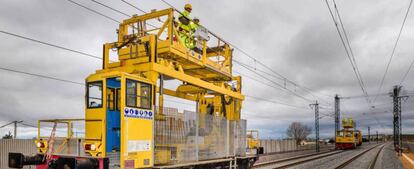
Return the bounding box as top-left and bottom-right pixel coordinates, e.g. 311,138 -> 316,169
229,157 -> 238,169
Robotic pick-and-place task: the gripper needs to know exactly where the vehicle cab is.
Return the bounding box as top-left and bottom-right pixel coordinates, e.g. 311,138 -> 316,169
84,71 -> 155,168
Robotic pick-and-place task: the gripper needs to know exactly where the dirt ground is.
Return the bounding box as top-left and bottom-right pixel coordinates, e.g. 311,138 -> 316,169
399,152 -> 414,169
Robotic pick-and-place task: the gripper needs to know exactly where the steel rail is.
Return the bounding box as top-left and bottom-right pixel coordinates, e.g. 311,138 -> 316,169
368,143 -> 386,169
333,143 -> 386,169
253,150 -> 343,168
259,145 -> 334,157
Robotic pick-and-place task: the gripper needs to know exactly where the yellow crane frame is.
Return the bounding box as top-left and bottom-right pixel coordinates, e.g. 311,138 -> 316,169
83,8 -> 245,168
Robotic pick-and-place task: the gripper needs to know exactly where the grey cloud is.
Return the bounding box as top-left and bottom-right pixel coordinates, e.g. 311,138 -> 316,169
0,0 -> 413,139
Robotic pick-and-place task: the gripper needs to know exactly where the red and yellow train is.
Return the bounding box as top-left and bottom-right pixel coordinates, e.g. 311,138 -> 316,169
335,118 -> 362,149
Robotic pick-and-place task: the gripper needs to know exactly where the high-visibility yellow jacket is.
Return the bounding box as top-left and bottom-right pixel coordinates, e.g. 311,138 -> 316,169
178,11 -> 191,32
180,10 -> 190,19
190,22 -> 199,32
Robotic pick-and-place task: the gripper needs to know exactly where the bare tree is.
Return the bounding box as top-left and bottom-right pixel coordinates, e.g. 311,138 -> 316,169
2,131 -> 13,139
286,122 -> 312,145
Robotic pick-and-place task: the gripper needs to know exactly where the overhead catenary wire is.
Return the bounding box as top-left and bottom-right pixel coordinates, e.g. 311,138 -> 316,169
121,0 -> 146,13
67,0 -> 120,23
0,30 -> 102,60
234,59 -> 332,106
91,0 -> 131,17
20,123 -> 38,128
0,30 -> 120,63
233,70 -> 279,90
0,26 -> 314,110
233,70 -> 291,98
0,121 -> 17,129
235,69 -> 335,109
235,61 -> 333,106
374,0 -> 413,102
70,0 -> 333,107
235,61 -> 285,81
325,0 -> 370,105
68,0 -> 155,29
400,58 -> 414,85
236,61 -> 333,109
325,0 -> 393,129
0,64 -> 314,112
234,60 -> 314,103
91,0 -> 153,27
244,95 -> 310,110
157,0 -> 333,105
234,69 -> 300,98
340,92 -> 389,100
0,66 -> 195,107
332,0 -> 369,103
0,67 -> 84,86
0,17 -> 322,108
3,0 -> 406,137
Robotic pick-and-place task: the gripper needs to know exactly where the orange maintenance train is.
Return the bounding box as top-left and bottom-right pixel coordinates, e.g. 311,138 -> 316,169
335,118 -> 362,149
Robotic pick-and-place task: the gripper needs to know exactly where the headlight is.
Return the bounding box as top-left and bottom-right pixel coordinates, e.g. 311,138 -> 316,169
36,142 -> 45,148
90,144 -> 96,151
85,144 -> 96,151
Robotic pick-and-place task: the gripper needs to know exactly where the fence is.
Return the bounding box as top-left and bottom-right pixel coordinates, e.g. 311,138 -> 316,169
0,139 -> 37,169
0,138 -> 85,169
403,142 -> 414,153
259,139 -> 298,154
154,107 -> 246,165
259,139 -> 323,154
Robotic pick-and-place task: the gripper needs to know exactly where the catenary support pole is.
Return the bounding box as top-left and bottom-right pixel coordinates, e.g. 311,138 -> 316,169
310,101 -> 319,152
393,85 -> 402,155
334,95 -> 340,140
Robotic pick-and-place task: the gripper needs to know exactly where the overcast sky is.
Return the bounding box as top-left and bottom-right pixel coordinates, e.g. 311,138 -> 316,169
0,0 -> 413,139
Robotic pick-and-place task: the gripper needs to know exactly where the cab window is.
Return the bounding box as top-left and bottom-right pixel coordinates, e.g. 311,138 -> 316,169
117,88 -> 121,110
337,131 -> 344,137
126,79 -> 152,109
345,131 -> 352,137
87,81 -> 103,108
107,88 -> 120,111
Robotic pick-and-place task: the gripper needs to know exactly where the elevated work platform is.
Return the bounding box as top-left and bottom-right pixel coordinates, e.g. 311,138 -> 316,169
103,8 -> 233,82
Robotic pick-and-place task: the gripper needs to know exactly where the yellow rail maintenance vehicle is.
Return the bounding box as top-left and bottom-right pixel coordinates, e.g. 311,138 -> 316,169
335,118 -> 362,149
246,130 -> 264,155
9,7 -> 259,169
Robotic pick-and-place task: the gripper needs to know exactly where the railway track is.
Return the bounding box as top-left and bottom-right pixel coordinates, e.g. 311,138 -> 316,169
253,150 -> 343,169
332,143 -> 387,169
253,143 -> 386,169
256,145 -> 334,163
258,145 -> 334,157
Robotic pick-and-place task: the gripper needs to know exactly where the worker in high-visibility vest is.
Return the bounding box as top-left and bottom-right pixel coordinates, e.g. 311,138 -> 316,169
178,4 -> 193,49
191,17 -> 200,32
190,17 -> 200,50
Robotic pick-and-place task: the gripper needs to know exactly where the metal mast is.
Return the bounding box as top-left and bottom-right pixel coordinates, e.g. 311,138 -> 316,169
311,101 -> 320,152
392,85 -> 402,155
334,95 -> 340,139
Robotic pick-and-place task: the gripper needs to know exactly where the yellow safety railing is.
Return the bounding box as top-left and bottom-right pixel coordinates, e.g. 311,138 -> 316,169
103,8 -> 233,78
36,118 -> 102,155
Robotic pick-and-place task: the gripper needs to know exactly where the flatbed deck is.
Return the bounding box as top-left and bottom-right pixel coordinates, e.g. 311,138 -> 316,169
152,158 -> 234,169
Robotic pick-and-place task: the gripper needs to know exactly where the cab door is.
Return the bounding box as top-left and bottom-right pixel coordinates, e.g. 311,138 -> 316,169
120,75 -> 154,169
106,77 -> 121,152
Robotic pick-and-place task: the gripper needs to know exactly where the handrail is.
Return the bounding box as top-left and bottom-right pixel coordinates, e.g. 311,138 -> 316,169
102,8 -> 234,81
118,8 -> 231,55
169,7 -> 230,46
37,118 -> 102,139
